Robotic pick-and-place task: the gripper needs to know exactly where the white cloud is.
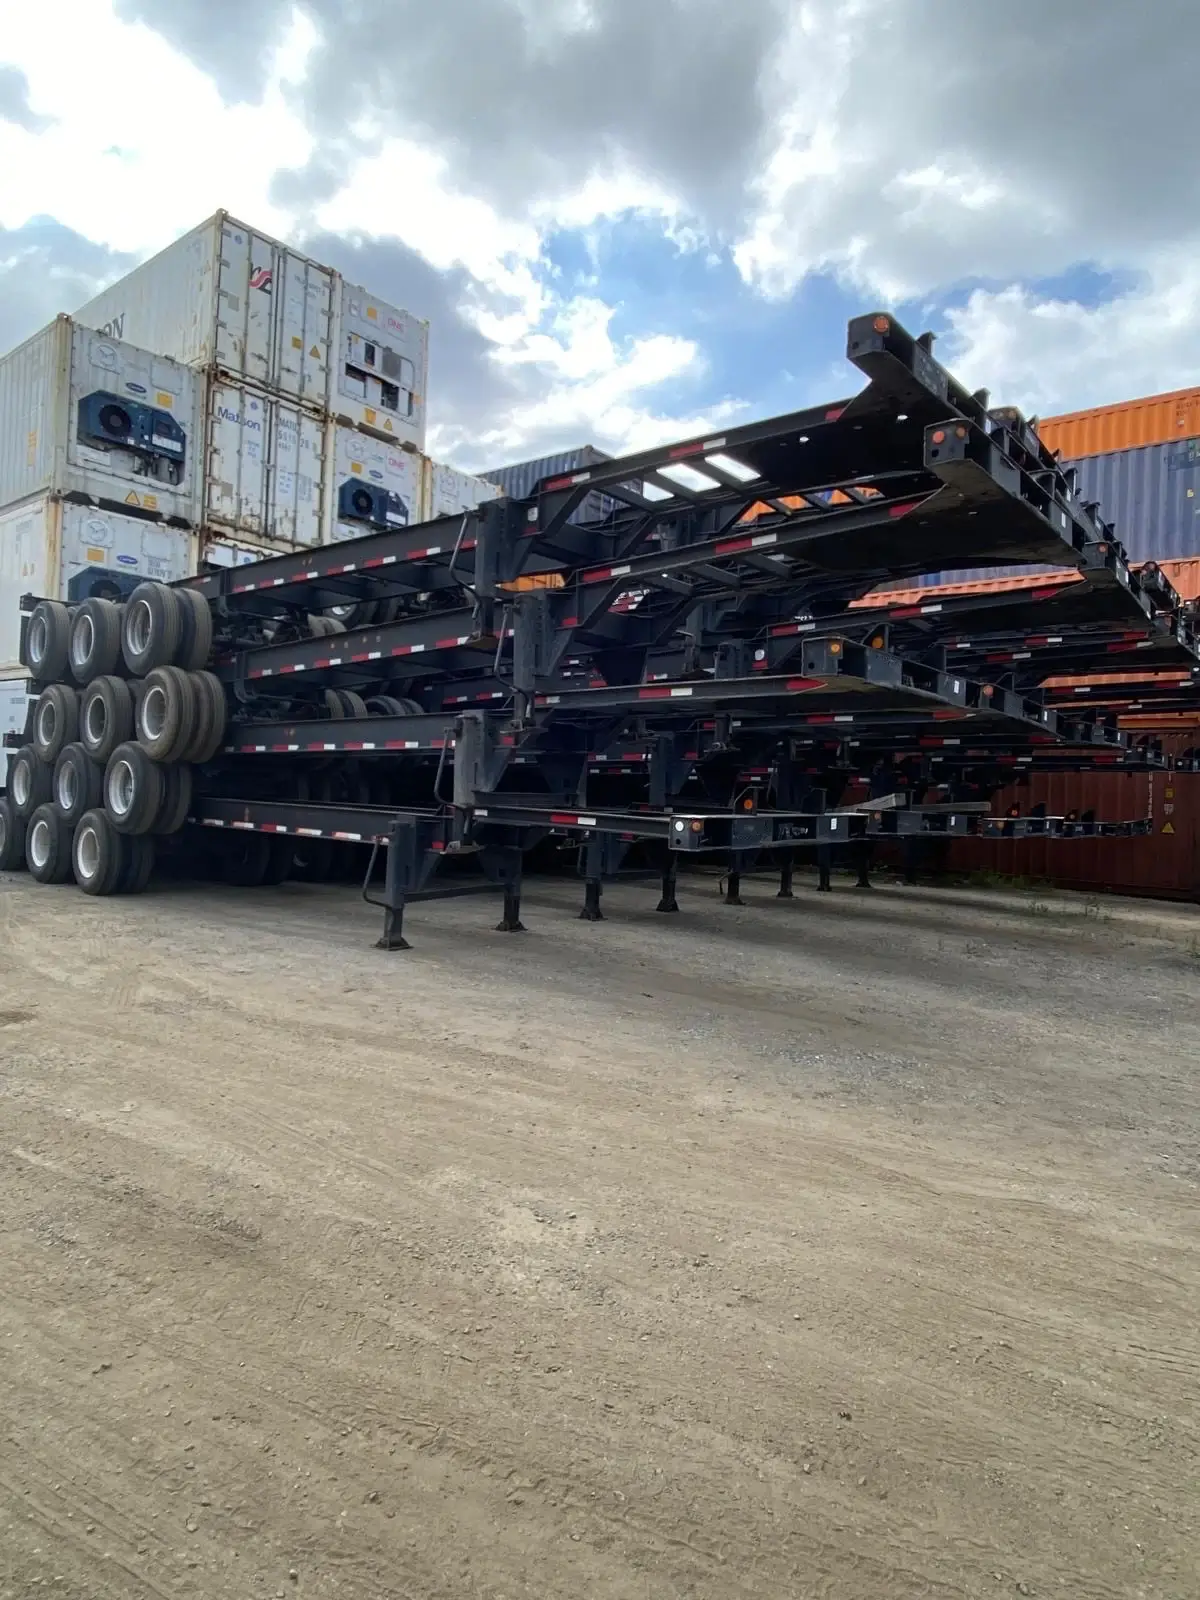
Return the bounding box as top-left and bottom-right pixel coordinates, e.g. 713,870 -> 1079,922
941,255 -> 1200,417
0,3 -> 315,254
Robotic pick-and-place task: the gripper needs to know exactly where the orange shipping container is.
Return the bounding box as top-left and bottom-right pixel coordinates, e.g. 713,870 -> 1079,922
1037,387 -> 1200,460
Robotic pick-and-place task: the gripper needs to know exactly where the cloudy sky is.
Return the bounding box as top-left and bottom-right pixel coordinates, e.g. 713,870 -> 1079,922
1,1 -> 1196,472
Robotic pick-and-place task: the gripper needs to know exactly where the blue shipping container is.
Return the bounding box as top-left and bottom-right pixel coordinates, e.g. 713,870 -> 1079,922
919,436 -> 1200,585
481,445 -> 617,524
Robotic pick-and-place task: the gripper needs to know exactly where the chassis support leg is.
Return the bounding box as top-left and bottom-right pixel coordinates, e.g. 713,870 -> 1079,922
777,854 -> 795,899
816,844 -> 832,893
854,841 -> 873,890
580,877 -> 604,922
495,847 -> 526,932
657,856 -> 680,914
723,860 -> 745,907
373,826 -> 414,951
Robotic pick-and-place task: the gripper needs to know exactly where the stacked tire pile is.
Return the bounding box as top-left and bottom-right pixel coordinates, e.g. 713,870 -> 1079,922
0,583 -> 226,896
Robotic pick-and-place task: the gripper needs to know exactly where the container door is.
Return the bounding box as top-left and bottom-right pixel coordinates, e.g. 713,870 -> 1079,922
276,251 -> 333,410
268,403 -> 326,546
206,381 -> 268,537
215,221 -> 332,402
0,498 -> 55,674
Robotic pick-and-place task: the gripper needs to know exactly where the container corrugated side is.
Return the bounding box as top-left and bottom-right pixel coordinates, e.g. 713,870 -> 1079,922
0,495 -> 192,673
205,379 -> 326,547
330,281 -> 428,450
425,460 -> 502,520
0,674 -> 31,788
0,316 -> 200,522
941,769 -> 1198,901
1038,387 -> 1200,460
74,211 -> 334,408
481,446 -> 616,523
1068,441 -> 1200,561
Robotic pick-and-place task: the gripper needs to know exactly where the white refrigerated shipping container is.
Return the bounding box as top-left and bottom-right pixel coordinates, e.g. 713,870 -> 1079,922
326,425 -> 423,543
205,381 -> 326,548
0,316 -> 200,524
1,676 -> 30,788
0,495 -> 193,675
330,280 -> 428,451
75,212 -> 333,410
425,459 -> 502,520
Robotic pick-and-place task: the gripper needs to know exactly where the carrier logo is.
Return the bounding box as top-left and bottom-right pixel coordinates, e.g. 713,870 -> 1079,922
250,267 -> 273,293
116,554 -> 139,567
124,382 -> 147,395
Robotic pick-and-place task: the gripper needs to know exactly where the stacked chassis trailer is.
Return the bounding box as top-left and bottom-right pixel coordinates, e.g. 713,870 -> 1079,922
1,311 -> 1184,947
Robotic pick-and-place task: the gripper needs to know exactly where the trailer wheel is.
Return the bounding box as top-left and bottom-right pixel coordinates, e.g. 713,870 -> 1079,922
291,839 -> 335,881
104,741 -> 165,835
0,796 -> 28,871
338,690 -> 369,719
218,832 -> 272,887
135,665 -> 197,762
9,745 -> 53,819
260,835 -> 294,886
174,588 -> 214,672
69,597 -> 124,684
307,614 -> 347,638
153,763 -> 193,835
25,803 -> 74,884
73,809 -> 127,896
52,742 -> 104,826
32,685 -> 80,764
79,675 -> 135,764
323,688 -> 346,719
191,672 -> 227,763
122,583 -> 183,675
117,834 -> 156,894
24,600 -> 71,680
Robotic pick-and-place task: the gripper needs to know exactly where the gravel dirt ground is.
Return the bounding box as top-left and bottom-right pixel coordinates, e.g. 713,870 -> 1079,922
0,866 -> 1198,1600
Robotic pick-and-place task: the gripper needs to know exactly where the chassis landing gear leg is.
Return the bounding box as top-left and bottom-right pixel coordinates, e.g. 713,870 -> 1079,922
723,857 -> 745,906
580,877 -> 604,921
374,826 -> 413,950
496,847 -> 526,932
816,844 -> 832,893
657,856 -> 680,914
855,841 -> 873,889
777,854 -> 795,899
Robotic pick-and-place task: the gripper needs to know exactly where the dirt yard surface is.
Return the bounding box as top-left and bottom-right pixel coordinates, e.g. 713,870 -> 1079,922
0,867 -> 1197,1600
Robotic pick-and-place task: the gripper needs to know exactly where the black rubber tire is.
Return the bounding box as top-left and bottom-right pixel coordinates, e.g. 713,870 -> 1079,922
260,835 -> 294,886
307,615 -> 348,638
291,838 -> 335,881
323,688 -> 346,719
122,583 -> 183,676
32,685 -> 80,764
326,600 -> 377,629
338,690 -> 369,719
104,742 -> 165,835
365,695 -> 423,716
79,676 -> 135,764
135,665 -> 197,762
24,600 -> 71,680
191,672 -> 227,763
72,809 -> 127,896
52,743 -> 104,827
174,588 -> 214,672
176,670 -> 214,764
0,796 -> 27,870
117,834 -> 156,894
68,597 -> 124,684
25,803 -> 74,884
218,832 -> 272,887
153,763 -> 193,835
8,745 -> 53,819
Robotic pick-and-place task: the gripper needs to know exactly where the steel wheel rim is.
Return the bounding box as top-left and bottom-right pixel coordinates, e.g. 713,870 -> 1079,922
29,817 -> 51,871
141,685 -> 167,742
128,599 -> 153,657
72,613 -> 95,666
36,699 -> 56,748
84,695 -> 107,746
108,759 -> 135,818
12,761 -> 30,808
56,762 -> 77,812
77,824 -> 100,880
29,613 -> 49,665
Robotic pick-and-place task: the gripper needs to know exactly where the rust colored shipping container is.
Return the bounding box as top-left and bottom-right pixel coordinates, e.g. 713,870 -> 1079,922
942,769 -> 1199,900
1038,387 -> 1200,459
857,557 -> 1200,610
